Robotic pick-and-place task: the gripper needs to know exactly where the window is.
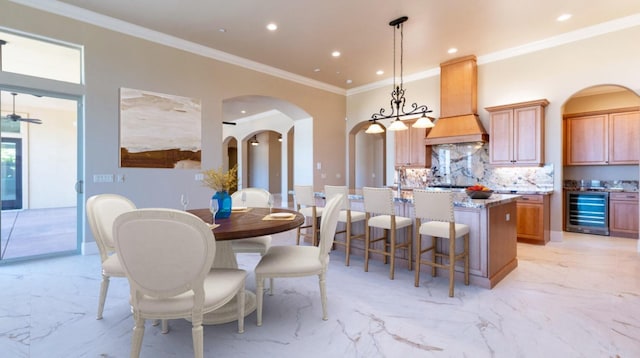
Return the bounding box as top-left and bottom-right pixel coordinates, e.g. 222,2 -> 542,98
0,29 -> 82,84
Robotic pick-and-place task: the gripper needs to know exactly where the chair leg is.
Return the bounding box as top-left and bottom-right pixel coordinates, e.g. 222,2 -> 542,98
364,225 -> 370,272
448,235 -> 456,298
191,319 -> 204,358
389,229 -> 396,280
312,216 -> 319,246
431,236 -> 437,277
131,314 -> 145,358
269,278 -> 274,294
256,276 -> 264,326
464,234 -> 470,286
296,226 -> 302,245
414,232 -> 421,287
97,274 -> 110,320
319,271 -> 328,321
345,223 -> 351,266
161,319 -> 169,334
237,289 -> 245,333
407,226 -> 412,271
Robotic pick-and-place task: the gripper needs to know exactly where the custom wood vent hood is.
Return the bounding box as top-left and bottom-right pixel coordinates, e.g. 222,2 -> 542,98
425,55 -> 489,145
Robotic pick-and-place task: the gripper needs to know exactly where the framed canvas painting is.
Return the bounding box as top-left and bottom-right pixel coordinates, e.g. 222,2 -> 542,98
119,87 -> 202,169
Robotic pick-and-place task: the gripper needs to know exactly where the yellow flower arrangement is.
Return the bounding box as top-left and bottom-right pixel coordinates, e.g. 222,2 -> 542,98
202,165 -> 237,192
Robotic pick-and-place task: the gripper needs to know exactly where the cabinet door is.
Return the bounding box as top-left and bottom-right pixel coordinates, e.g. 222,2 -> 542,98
609,193 -> 639,238
409,125 -> 426,167
609,111 -> 640,164
489,109 -> 513,165
566,114 -> 608,165
394,127 -> 411,166
516,202 -> 543,240
513,106 -> 543,164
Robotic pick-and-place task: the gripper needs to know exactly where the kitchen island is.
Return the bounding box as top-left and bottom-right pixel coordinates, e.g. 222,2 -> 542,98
319,190 -> 520,289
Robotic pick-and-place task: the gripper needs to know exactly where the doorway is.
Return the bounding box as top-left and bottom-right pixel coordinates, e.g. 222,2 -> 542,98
0,89 -> 80,263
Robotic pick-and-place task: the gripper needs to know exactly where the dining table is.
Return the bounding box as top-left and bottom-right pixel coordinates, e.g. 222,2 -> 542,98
187,207 -> 304,324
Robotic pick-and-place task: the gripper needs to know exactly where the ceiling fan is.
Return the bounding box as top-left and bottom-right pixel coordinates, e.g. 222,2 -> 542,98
3,92 -> 43,124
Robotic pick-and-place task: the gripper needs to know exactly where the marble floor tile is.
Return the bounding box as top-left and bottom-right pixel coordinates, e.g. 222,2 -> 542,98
1,230 -> 638,357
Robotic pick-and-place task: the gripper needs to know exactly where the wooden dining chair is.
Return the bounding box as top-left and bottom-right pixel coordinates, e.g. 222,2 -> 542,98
324,185 -> 366,266
294,185 -> 323,245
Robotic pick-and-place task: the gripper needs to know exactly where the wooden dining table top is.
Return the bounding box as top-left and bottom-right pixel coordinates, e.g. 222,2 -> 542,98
188,207 -> 304,241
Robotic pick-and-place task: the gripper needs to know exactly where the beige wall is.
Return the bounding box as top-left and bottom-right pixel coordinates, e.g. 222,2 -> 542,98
346,26 -> 640,239
0,2 -> 345,249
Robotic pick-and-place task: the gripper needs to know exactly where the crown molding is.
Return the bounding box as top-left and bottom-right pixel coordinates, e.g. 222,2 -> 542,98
9,0 -> 347,96
348,12 -> 640,97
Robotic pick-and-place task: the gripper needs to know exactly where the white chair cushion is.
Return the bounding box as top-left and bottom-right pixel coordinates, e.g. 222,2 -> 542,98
367,215 -> 412,230
419,221 -> 470,238
101,254 -> 125,276
299,206 -> 323,218
230,235 -> 271,254
338,210 -> 366,223
255,246 -> 322,276
136,268 -> 246,315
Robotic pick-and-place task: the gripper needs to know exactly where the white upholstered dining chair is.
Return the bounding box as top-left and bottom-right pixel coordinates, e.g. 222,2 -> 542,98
114,208 -> 247,358
86,194 -> 136,320
230,188 -> 272,255
254,193 -> 343,326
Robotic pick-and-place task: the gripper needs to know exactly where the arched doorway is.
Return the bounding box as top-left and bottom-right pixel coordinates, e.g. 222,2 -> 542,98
562,84 -> 640,240
349,121 -> 387,189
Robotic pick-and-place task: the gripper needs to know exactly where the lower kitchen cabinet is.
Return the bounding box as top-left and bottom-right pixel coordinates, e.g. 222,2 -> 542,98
609,192 -> 639,239
516,194 -> 550,245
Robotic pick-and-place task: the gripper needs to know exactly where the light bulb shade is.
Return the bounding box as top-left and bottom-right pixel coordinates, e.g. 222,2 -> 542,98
412,116 -> 434,128
365,122 -> 385,134
388,119 -> 408,131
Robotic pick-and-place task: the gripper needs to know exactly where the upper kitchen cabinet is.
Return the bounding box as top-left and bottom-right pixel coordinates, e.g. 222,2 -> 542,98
565,109 -> 640,165
395,119 -> 430,168
486,99 -> 549,166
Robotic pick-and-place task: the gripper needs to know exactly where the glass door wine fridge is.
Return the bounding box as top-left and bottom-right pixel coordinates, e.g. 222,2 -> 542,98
565,191 -> 609,236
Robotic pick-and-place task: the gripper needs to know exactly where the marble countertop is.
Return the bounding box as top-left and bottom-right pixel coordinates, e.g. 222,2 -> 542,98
316,189 -> 521,209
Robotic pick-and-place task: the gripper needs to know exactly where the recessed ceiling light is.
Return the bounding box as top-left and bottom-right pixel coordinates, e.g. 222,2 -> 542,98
313,68 -> 321,72
241,110 -> 247,114
266,23 -> 278,31
332,51 -> 341,57
448,48 -> 458,54
376,70 -> 384,75
557,14 -> 572,22
218,28 -> 227,33
346,79 -> 353,84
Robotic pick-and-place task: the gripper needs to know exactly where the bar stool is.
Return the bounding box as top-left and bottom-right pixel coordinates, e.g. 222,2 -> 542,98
294,185 -> 323,245
413,189 -> 469,297
324,185 -> 366,266
362,187 -> 412,280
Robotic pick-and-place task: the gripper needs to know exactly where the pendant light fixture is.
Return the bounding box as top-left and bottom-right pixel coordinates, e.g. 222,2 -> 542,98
249,135 -> 259,146
366,16 -> 433,133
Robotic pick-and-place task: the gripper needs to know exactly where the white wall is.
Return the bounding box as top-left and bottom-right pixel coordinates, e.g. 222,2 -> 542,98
293,117 -> 313,185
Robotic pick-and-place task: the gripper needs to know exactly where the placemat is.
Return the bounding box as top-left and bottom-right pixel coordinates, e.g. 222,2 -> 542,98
262,213 -> 296,221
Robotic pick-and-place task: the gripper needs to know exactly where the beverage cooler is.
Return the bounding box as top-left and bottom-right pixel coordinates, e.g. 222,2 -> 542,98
565,191 -> 610,236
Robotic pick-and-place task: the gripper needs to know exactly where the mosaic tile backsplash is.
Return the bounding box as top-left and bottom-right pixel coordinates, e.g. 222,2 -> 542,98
396,143 -> 554,191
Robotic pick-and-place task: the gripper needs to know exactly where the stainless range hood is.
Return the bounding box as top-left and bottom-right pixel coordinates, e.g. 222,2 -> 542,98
425,55 -> 489,145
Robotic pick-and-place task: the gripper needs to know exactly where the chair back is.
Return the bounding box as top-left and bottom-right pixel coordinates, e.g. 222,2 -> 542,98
324,185 -> 350,210
231,188 -> 271,208
413,189 -> 455,222
318,194 -> 344,259
294,185 -> 316,207
362,187 -> 395,215
86,194 -> 137,262
113,208 -> 215,301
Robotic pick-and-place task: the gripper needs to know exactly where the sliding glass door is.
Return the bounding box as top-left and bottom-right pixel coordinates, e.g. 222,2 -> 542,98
1,137 -> 22,210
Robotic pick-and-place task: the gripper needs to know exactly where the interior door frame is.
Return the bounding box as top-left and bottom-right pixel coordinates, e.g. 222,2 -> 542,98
0,137 -> 23,210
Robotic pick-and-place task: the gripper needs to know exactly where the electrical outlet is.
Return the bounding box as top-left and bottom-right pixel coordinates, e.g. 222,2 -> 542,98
195,173 -> 204,181
116,174 -> 125,183
93,174 -> 114,183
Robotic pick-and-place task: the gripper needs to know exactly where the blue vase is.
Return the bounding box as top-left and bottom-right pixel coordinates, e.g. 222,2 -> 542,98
213,191 -> 232,219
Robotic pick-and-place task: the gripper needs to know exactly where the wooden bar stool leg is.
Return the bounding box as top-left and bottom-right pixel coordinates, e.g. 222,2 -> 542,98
448,232 -> 455,298
464,233 -> 470,286
364,219 -> 370,272
431,236 -> 437,277
389,229 -> 396,280
414,221 -> 421,287
345,219 -> 352,266
407,226 -> 412,271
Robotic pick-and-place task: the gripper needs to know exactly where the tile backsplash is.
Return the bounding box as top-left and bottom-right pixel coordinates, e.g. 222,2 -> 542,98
397,143 -> 554,191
